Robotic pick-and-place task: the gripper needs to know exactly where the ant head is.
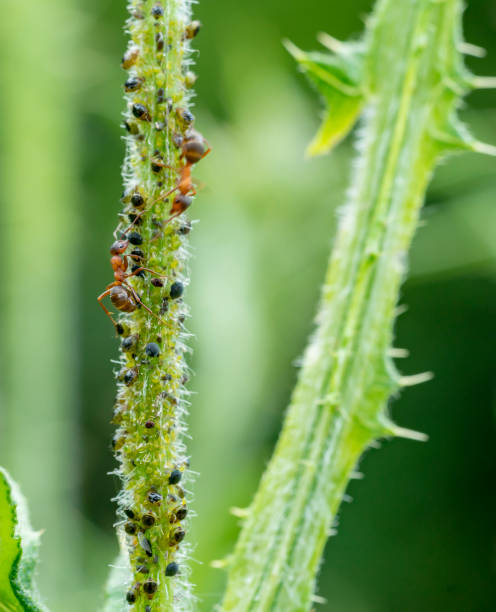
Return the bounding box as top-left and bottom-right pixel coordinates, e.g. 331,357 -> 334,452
174,194 -> 193,209
110,240 -> 128,255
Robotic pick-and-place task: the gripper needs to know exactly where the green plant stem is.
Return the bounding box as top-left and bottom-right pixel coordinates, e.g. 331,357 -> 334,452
110,1 -> 201,610
220,1 -> 489,610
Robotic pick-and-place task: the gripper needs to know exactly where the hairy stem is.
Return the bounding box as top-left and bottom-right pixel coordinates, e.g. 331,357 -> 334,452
220,1 -> 490,610
109,1 -> 203,610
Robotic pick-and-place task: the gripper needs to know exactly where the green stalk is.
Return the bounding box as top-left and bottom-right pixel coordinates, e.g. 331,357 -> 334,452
108,1 -> 203,610
0,0 -> 81,609
220,1 -> 494,611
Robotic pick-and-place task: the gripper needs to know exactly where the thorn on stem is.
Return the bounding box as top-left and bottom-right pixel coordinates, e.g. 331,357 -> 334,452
230,506 -> 250,518
399,372 -> 433,386
388,347 -> 410,358
317,32 -> 346,54
392,426 -> 429,443
459,42 -> 486,58
211,558 -> 230,569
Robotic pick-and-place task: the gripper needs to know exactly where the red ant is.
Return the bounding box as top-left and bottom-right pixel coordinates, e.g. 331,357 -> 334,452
121,130 -> 211,234
97,239 -> 166,327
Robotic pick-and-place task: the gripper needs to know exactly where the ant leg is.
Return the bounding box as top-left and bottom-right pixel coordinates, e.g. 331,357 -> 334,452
132,186 -> 178,229
124,282 -> 163,323
150,231 -> 163,243
121,210 -> 147,235
123,255 -> 167,279
113,220 -> 125,240
113,206 -> 139,239
154,185 -> 178,205
125,267 -> 167,279
163,211 -> 183,227
151,160 -> 181,171
120,186 -> 178,235
200,146 -> 212,160
97,289 -> 118,326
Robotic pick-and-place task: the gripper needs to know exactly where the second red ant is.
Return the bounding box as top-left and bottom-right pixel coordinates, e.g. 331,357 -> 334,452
98,239 -> 167,328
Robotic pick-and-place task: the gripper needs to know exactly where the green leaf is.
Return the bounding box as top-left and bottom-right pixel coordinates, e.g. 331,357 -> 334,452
284,37 -> 365,156
0,468 -> 47,612
102,537 -> 130,612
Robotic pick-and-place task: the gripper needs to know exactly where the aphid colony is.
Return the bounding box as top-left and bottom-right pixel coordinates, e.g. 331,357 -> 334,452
104,3 -> 204,607
111,306 -> 193,604
98,68 -> 209,327
117,476 -> 188,604
98,0 -> 207,328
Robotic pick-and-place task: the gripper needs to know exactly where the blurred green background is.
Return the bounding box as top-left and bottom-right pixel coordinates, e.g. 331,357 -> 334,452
0,0 -> 495,610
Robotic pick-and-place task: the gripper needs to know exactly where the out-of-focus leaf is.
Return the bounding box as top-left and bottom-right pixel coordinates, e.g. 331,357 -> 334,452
285,38 -> 365,156
0,468 -> 47,612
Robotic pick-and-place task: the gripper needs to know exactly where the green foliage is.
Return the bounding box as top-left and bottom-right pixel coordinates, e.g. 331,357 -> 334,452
220,1 -> 495,611
0,2 -> 495,612
0,468 -> 47,612
284,37 -> 365,156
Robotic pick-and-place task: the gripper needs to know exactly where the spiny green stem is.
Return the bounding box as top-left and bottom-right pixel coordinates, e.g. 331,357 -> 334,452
110,1 -> 203,610
220,1 -> 492,610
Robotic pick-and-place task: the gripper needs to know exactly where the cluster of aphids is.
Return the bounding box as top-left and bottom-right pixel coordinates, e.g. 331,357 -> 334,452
99,3 -> 208,607
115,466 -> 189,606
111,332 -> 192,608
97,7 -> 208,329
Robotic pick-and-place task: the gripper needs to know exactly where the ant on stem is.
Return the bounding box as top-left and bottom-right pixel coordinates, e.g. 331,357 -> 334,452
121,130 -> 211,235
97,239 -> 166,327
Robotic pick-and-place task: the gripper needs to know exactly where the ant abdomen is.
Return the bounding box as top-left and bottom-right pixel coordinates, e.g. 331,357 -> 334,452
182,129 -> 209,164
183,139 -> 206,164
110,285 -> 137,313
